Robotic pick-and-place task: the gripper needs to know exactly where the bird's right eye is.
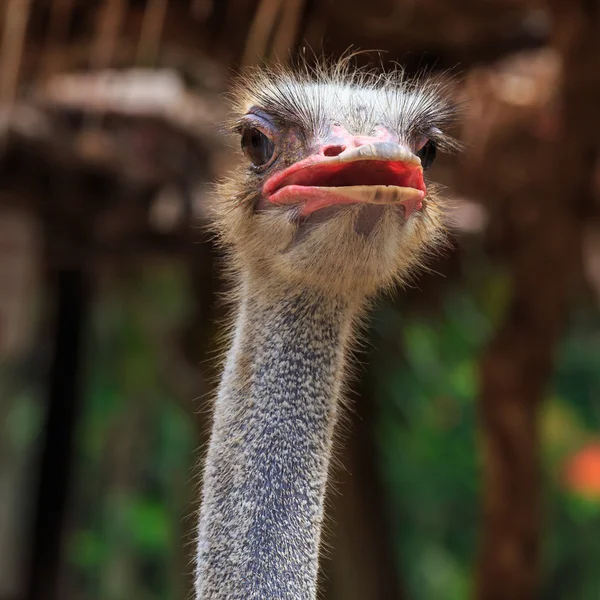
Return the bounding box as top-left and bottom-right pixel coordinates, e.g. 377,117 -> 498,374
416,139 -> 437,170
241,127 -> 275,167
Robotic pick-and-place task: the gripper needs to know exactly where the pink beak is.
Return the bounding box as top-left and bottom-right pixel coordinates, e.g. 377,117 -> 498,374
262,127 -> 426,218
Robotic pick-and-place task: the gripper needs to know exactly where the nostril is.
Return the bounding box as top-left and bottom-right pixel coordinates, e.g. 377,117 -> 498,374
322,145 -> 345,157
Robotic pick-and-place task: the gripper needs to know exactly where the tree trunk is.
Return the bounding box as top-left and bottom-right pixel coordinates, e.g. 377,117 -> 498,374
475,2 -> 599,598
322,387 -> 406,600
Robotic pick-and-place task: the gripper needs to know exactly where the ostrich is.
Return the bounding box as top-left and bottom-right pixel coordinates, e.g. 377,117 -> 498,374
195,61 -> 458,599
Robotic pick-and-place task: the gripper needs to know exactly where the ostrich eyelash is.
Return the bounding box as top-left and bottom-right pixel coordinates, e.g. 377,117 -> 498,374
231,108 -> 279,135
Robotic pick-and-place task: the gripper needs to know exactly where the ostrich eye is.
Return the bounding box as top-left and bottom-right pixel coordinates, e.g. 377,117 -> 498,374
416,139 -> 437,170
241,127 -> 275,166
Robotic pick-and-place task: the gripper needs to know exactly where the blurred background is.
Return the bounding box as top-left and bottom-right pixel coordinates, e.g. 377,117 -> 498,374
1,1 -> 599,599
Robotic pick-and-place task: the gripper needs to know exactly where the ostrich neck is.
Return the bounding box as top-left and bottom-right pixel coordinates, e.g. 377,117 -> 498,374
196,280 -> 357,600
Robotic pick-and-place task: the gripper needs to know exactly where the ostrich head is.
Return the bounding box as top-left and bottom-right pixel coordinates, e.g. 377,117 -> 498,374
215,62 -> 458,299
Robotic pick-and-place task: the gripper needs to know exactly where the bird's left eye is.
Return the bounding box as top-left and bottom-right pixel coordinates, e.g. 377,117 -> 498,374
241,127 -> 275,167
416,139 -> 437,170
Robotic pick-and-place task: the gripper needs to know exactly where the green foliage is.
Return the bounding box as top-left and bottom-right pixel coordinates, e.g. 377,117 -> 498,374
3,390 -> 43,450
541,309 -> 600,600
65,261 -> 198,600
371,253 -> 600,600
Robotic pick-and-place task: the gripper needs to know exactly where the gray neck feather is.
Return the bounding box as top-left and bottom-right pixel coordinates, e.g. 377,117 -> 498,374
196,281 -> 356,599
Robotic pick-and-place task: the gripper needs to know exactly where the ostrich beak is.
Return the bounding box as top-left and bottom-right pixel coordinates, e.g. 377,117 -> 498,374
263,140 -> 426,218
